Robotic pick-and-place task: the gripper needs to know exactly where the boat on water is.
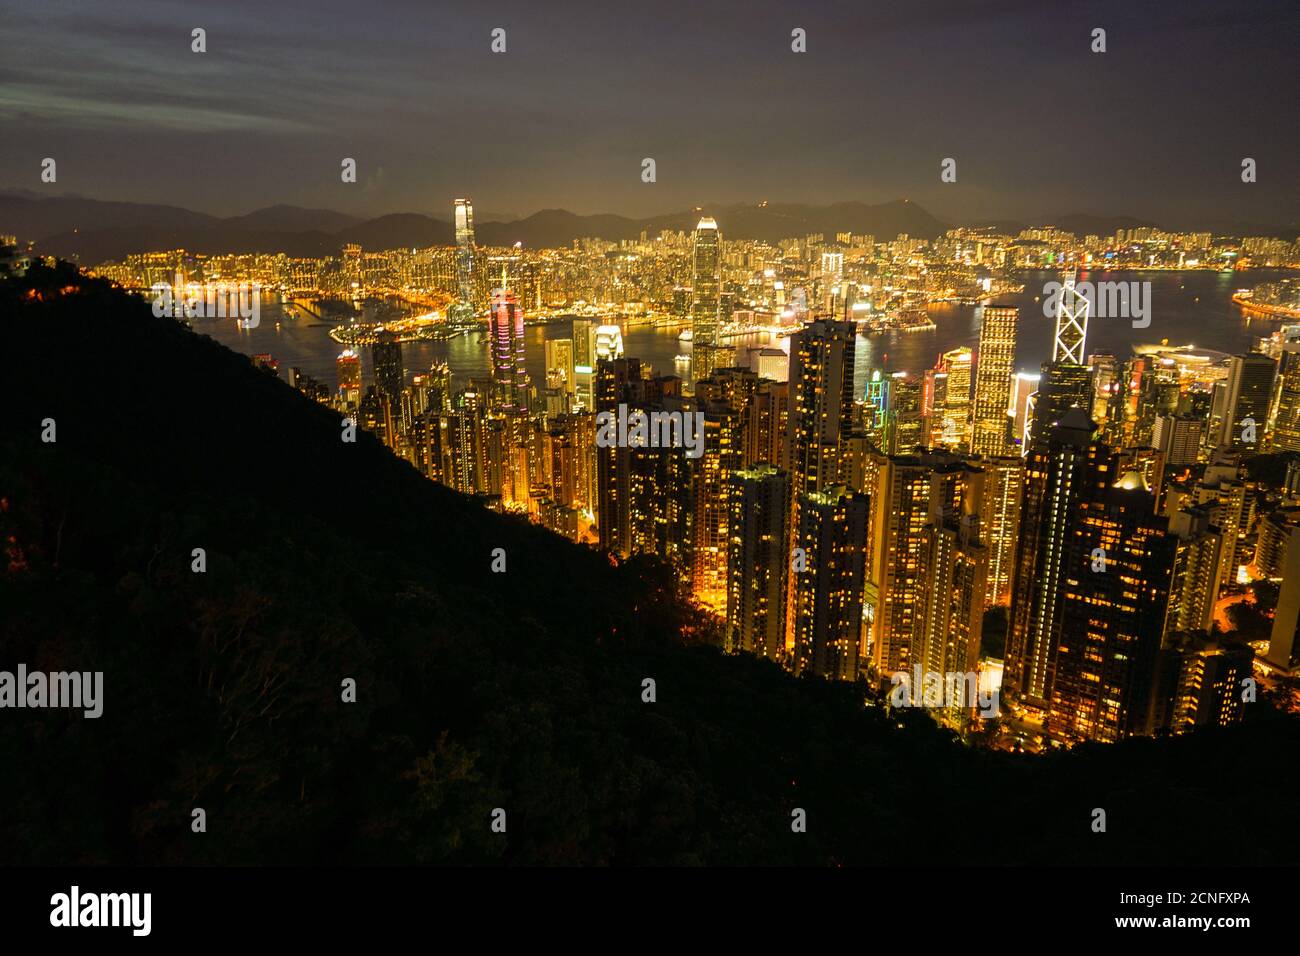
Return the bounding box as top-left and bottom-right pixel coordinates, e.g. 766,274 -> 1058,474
678,329 -> 694,342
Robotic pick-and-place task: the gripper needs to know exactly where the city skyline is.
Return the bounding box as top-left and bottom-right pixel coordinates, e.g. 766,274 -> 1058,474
41,202 -> 1292,751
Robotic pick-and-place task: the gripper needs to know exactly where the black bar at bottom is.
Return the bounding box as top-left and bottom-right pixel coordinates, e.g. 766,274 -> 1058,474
0,865 -> 1275,942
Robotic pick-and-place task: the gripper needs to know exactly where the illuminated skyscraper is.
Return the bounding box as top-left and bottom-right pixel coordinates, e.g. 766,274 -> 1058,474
594,362 -> 693,577
790,487 -> 869,680
1151,414 -> 1205,466
1029,360 -> 1091,449
691,217 -> 721,378
939,346 -> 972,447
1088,350 -> 1123,443
472,413 -> 503,497
498,408 -> 533,509
426,361 -> 452,414
672,285 -> 691,324
868,451 -> 984,676
441,385 -> 488,495
888,372 -> 925,454
1188,458 -> 1250,594
821,251 -> 845,313
1164,506 -> 1224,635
1219,352 -> 1276,450
743,379 -> 789,469
545,338 -> 576,396
571,410 -> 598,518
1006,408 -> 1113,710
863,370 -> 890,446
1022,275 -> 1091,451
695,366 -> 760,416
410,372 -> 432,416
923,366 -> 948,445
977,456 -> 1023,608
1009,372 -> 1040,455
341,244 -> 363,290
691,398 -> 742,612
1133,357 -> 1180,448
1051,272 -> 1089,364
693,368 -> 767,609
1048,469 -> 1175,744
540,417 -> 578,510
1267,344 -> 1300,452
336,348 -> 362,404
970,305 -> 1017,456
778,320 -> 864,672
489,285 -> 527,410
629,436 -> 695,587
1116,355 -> 1152,448
572,318 -> 597,411
914,502 -> 988,728
726,465 -> 790,659
786,319 -> 857,499
595,359 -> 641,555
451,198 -> 477,327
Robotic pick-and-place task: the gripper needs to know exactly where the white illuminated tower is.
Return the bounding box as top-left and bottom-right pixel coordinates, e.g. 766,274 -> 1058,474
451,198 -> 477,328
1052,271 -> 1089,364
1023,272 -> 1091,454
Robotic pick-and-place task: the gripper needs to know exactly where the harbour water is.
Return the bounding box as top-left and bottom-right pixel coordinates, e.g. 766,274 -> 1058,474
197,269 -> 1299,396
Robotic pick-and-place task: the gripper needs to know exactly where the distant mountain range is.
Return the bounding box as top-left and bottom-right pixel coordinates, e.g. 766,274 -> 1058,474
0,194 -> 951,262
1,191 -> 1293,264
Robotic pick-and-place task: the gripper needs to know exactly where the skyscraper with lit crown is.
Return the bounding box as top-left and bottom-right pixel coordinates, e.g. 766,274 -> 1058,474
1052,272 -> 1089,365
336,348 -> 362,404
691,217 -> 721,380
1026,275 -> 1091,450
451,198 -> 477,327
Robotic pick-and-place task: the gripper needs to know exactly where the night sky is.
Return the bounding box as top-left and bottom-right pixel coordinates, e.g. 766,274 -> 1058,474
2,0 -> 1297,226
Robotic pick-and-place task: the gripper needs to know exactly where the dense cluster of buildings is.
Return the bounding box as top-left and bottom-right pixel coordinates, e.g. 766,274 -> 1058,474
100,205 -> 1300,749
87,210 -> 1300,335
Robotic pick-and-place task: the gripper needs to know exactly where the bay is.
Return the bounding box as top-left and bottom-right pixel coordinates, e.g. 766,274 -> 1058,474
197,269 -> 1299,397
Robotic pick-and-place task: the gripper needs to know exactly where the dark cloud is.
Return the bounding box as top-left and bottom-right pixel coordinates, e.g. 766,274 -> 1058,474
1,0 -> 1296,226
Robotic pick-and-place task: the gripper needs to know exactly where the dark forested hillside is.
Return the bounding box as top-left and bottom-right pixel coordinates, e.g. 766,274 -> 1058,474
1,263 -> 1298,866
